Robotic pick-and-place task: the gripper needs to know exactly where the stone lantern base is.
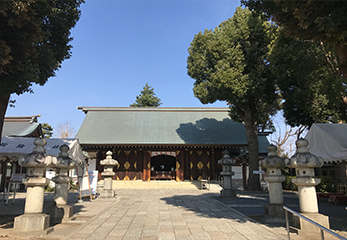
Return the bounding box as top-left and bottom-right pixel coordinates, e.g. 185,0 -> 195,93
293,213 -> 329,235
100,189 -> 115,198
14,213 -> 50,232
47,204 -> 74,224
220,189 -> 236,198
264,204 -> 285,218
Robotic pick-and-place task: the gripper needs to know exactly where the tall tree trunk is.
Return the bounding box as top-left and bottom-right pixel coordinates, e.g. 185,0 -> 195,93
0,93 -> 10,143
243,109 -> 262,191
337,44 -> 347,78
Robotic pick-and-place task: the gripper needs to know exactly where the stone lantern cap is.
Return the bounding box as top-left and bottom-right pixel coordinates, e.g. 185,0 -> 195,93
19,138 -> 53,168
259,145 -> 286,169
285,138 -> 324,168
100,150 -> 118,166
218,150 -> 235,166
53,144 -> 76,169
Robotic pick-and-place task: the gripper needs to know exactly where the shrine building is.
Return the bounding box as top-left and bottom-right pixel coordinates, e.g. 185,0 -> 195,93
75,107 -> 269,182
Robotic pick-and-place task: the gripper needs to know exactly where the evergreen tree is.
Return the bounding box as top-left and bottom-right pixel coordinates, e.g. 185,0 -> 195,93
269,30 -> 347,127
243,0 -> 347,77
187,7 -> 279,190
41,123 -> 53,138
0,0 -> 84,139
130,83 -> 162,107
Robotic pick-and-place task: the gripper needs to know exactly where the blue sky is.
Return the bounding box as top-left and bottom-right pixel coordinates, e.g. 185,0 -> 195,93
6,0 -> 242,136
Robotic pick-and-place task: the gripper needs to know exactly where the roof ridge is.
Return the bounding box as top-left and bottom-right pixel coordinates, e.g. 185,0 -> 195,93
4,115 -> 41,123
77,107 -> 229,113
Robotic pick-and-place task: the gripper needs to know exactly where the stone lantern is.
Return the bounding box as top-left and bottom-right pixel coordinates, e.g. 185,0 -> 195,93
100,150 -> 118,198
259,145 -> 286,218
14,138 -> 53,232
285,138 -> 329,233
218,150 -> 236,198
48,145 -> 76,224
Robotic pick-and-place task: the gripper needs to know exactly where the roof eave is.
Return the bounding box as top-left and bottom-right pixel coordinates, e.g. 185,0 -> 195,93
80,143 -> 247,150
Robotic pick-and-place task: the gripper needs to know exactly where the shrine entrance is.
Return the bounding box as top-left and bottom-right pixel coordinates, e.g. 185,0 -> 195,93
150,154 -> 176,180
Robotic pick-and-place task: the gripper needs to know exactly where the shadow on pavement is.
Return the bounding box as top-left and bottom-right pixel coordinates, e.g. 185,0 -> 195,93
161,190 -> 347,234
0,191 -> 92,229
161,192 -> 256,224
216,191 -> 347,233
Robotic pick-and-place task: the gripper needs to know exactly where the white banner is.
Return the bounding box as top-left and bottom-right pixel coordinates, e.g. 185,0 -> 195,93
78,170 -> 98,197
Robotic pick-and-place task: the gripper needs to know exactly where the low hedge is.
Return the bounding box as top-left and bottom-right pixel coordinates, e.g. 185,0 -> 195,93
282,175 -> 336,193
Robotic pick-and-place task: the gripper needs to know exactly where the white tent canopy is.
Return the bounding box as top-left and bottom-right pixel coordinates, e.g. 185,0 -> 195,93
305,123 -> 347,163
0,136 -> 85,165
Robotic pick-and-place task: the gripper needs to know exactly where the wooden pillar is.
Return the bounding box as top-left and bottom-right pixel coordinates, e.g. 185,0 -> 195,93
142,150 -> 151,181
141,150 -> 145,181
0,160 -> 6,191
190,150 -> 197,180
184,149 -> 190,180
180,149 -> 184,181
210,149 -> 215,180
96,150 -> 104,180
176,150 -> 184,181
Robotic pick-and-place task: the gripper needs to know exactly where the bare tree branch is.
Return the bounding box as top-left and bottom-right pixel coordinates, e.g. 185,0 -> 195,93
55,121 -> 75,138
269,115 -> 308,157
319,41 -> 339,75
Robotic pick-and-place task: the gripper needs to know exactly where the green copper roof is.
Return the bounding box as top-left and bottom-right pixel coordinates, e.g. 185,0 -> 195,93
2,116 -> 42,137
76,107 -> 269,152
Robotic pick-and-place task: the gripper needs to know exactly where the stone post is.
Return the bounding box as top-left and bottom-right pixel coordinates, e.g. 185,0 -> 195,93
100,150 -> 118,198
218,150 -> 236,198
259,145 -> 286,219
14,138 -> 53,232
286,138 -> 329,234
48,145 -> 76,224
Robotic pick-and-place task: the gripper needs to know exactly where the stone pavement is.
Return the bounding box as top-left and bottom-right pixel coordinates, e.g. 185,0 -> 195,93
63,189 -> 287,240
218,191 -> 347,234
2,187 -> 346,240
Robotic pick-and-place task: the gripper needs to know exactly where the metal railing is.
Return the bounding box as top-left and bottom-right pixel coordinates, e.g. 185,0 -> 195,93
283,206 -> 346,240
337,183 -> 347,195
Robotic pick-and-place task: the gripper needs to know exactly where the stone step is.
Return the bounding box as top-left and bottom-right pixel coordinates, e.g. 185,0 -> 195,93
98,180 -> 203,189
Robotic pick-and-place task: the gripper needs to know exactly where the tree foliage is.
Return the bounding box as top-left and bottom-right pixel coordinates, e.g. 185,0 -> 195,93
41,122 -> 53,138
242,0 -> 347,77
269,30 -> 347,127
187,7 -> 279,190
130,83 -> 162,107
0,0 -> 84,139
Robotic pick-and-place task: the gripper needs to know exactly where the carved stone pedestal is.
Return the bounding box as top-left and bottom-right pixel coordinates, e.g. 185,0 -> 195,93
47,204 -> 74,224
100,151 -> 118,199
220,189 -> 236,198
218,150 -> 236,198
293,213 -> 330,236
265,175 -> 286,218
14,178 -> 50,231
48,145 -> 76,224
100,188 -> 116,198
259,145 -> 286,220
286,139 -> 329,235
13,138 -> 53,232
14,213 -> 50,232
264,204 -> 285,219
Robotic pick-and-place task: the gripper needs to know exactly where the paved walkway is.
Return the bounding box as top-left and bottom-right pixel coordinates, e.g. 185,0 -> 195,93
3,187 -> 347,239
61,189 -> 287,240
